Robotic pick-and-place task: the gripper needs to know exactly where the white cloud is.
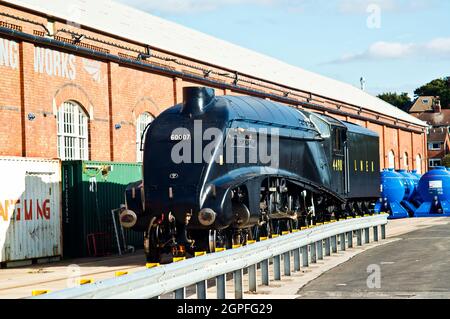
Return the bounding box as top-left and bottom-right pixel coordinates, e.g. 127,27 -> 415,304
328,38 -> 450,64
426,38 -> 450,56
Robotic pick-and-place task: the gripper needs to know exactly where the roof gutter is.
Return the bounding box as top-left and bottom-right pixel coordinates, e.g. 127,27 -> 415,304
0,26 -> 426,134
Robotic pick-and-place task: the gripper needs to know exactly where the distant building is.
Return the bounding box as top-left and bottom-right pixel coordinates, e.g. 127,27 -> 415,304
410,96 -> 450,168
427,128 -> 450,167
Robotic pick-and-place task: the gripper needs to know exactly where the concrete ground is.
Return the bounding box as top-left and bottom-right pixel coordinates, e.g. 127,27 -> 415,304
298,219 -> 450,299
0,217 -> 448,299
245,217 -> 450,299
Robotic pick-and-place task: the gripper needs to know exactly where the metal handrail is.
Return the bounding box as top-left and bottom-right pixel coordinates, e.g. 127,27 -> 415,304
32,215 -> 388,299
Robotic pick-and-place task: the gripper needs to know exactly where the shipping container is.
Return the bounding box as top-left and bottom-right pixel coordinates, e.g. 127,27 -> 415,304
62,161 -> 144,258
0,157 -> 62,267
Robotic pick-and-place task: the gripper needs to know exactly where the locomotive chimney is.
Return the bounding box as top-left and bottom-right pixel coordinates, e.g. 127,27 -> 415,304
181,87 -> 216,116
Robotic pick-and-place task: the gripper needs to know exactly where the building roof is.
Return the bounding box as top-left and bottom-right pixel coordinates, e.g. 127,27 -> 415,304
409,96 -> 439,113
412,110 -> 450,127
428,128 -> 449,143
4,0 -> 427,127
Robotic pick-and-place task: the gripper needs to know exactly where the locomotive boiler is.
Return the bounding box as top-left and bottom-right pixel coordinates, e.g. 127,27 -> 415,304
120,87 -> 381,263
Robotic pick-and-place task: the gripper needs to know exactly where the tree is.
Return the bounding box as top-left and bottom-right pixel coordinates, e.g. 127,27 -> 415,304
414,78 -> 450,109
443,154 -> 450,168
377,92 -> 412,111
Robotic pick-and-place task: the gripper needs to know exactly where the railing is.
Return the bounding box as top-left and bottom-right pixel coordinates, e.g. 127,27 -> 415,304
32,215 -> 388,299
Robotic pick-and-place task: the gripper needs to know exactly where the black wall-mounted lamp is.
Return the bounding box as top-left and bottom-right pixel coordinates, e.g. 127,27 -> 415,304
72,34 -> 86,44
138,46 -> 152,61
28,113 -> 36,121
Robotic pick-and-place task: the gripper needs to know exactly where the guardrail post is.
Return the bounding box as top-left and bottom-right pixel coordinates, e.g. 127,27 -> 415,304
248,264 -> 257,293
216,274 -> 226,299
174,287 -> 186,299
261,260 -> 270,286
294,248 -> 301,272
364,228 -> 370,244
357,229 -> 363,246
234,269 -> 243,299
311,242 -> 317,264
317,240 -> 324,260
302,246 -> 309,267
274,255 -> 281,280
381,224 -> 386,239
325,238 -> 331,257
284,252 -> 291,276
331,235 -> 338,253
340,233 -> 346,251
347,231 -> 353,248
373,226 -> 379,242
196,281 -> 207,299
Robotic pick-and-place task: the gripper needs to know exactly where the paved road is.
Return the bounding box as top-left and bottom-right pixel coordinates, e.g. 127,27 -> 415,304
297,222 -> 450,299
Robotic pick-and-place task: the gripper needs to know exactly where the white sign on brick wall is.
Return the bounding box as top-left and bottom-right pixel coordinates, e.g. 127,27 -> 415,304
0,38 -> 19,70
34,46 -> 76,80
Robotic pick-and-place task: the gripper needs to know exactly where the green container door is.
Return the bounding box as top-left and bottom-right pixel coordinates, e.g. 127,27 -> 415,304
62,161 -> 144,258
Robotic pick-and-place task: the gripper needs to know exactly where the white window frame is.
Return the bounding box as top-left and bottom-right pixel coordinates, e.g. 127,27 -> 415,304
415,155 -> 422,174
429,159 -> 442,167
403,152 -> 409,170
388,151 -> 395,169
136,112 -> 154,163
429,143 -> 441,151
57,101 -> 89,161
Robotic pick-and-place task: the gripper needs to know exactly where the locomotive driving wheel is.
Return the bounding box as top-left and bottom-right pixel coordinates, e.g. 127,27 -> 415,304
145,217 -> 174,264
208,230 -> 217,253
145,217 -> 166,264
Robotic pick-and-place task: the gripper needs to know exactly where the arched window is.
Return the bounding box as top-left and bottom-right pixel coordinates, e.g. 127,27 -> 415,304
416,154 -> 422,174
388,151 -> 395,169
403,152 -> 409,170
136,112 -> 154,163
57,101 -> 89,160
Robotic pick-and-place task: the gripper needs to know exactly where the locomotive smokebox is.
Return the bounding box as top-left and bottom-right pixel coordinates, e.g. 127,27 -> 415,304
181,87 -> 216,116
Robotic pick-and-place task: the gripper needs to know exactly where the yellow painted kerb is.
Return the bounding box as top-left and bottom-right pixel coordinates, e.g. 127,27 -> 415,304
115,271 -> 129,277
32,290 -> 50,296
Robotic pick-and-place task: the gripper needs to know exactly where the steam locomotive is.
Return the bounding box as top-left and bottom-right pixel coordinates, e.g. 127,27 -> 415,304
120,87 -> 381,263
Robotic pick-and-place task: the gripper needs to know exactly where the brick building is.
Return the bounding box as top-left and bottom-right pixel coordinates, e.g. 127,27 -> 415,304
409,96 -> 450,168
0,0 -> 428,172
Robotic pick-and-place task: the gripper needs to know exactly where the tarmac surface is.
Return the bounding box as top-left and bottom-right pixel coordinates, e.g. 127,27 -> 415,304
0,217 -> 449,299
297,220 -> 450,299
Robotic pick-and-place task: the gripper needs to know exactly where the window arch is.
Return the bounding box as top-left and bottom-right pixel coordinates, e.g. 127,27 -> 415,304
136,112 -> 154,163
388,150 -> 395,169
57,101 -> 89,161
403,152 -> 409,170
415,154 -> 422,174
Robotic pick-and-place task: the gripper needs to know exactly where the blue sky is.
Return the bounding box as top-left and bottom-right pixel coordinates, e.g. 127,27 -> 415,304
116,0 -> 450,98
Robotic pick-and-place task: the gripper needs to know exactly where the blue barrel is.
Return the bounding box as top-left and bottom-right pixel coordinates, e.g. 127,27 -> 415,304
417,167 -> 450,203
397,169 -> 416,201
381,169 -> 406,203
410,170 -> 422,180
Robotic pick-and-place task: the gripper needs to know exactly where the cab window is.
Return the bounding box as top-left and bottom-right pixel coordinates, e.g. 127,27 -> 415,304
310,114 -> 331,138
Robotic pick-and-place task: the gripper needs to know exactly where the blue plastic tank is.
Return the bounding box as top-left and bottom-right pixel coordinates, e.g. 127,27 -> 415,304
374,169 -> 409,219
410,170 -> 422,182
381,169 -> 406,203
415,167 -> 450,217
397,170 -> 416,201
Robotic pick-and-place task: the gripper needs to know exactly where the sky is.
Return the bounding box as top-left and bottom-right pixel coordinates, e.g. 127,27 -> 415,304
115,0 -> 450,98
